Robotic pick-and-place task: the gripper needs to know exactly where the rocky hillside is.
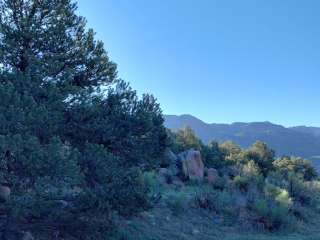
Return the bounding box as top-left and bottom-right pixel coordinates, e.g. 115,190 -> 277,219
164,114 -> 320,160
121,147 -> 320,239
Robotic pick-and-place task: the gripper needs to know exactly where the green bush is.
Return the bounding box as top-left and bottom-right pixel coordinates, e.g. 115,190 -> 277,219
264,184 -> 292,205
274,156 -> 318,181
202,141 -> 225,169
288,173 -> 312,205
141,171 -> 162,201
245,141 -> 275,176
288,175 -> 320,208
166,192 -> 187,216
170,126 -> 203,153
250,184 -> 292,230
76,143 -> 150,217
243,160 -> 261,177
306,181 -> 320,209
194,186 -> 232,212
252,197 -> 291,230
212,176 -> 228,190
254,198 -> 269,219
234,175 -> 251,192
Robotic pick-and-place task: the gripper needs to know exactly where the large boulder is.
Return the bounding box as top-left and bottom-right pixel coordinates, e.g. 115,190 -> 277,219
179,150 -> 204,180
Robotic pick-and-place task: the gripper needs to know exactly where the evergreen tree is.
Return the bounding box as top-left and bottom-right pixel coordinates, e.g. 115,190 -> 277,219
202,141 -> 225,169
245,141 -> 275,176
273,156 -> 317,181
173,126 -> 203,153
64,81 -> 167,169
0,0 -> 167,238
0,0 -> 116,90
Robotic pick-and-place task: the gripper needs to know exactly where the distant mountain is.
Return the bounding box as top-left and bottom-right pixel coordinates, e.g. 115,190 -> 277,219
164,114 -> 320,162
290,126 -> 320,137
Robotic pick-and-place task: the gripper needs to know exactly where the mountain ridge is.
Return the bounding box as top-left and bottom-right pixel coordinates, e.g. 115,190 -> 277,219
164,114 -> 320,161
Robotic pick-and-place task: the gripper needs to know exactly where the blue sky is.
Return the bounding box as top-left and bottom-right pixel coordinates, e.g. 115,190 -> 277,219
77,0 -> 320,127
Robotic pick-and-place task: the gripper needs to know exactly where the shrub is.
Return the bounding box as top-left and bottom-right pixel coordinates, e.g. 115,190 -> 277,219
265,171 -> 287,188
252,197 -> 291,230
287,173 -> 312,205
243,160 -> 261,177
287,175 -> 320,208
78,143 -> 150,217
219,141 -> 242,156
141,171 -> 162,201
245,141 -> 275,176
202,141 -> 225,169
264,184 -> 292,205
171,126 -> 203,153
306,181 -> 320,209
234,175 -> 250,192
166,192 -> 187,216
219,141 -> 244,165
249,184 -> 292,230
254,199 -> 269,219
194,186 -> 233,213
274,156 -> 318,181
212,176 -> 228,190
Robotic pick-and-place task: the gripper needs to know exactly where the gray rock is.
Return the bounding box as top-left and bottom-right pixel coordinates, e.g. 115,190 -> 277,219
22,231 -> 34,240
158,168 -> 171,184
165,149 -> 180,175
179,149 -> 204,181
0,185 -> 10,201
207,168 -> 219,184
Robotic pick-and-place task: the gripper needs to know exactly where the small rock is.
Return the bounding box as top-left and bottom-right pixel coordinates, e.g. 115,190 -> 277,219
22,231 -> 34,240
192,229 -> 200,235
159,168 -> 170,175
171,176 -> 185,188
0,185 -> 10,201
158,168 -> 172,184
213,216 -> 223,224
207,168 -> 218,184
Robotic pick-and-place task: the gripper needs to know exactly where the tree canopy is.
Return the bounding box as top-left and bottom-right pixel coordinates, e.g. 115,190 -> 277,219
0,0 -> 168,239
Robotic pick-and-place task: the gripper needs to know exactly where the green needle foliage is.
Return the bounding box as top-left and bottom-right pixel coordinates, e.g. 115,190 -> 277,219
0,0 -> 167,239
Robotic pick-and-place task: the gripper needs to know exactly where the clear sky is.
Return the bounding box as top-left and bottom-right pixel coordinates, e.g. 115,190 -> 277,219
77,0 -> 320,127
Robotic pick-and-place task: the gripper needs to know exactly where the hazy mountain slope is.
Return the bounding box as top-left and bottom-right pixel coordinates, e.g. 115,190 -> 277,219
164,114 -> 320,159
291,126 -> 320,137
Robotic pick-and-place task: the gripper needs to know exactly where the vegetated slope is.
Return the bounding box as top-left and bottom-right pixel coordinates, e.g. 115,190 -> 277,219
164,114 -> 320,159
121,128 -> 320,240
122,184 -> 320,240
